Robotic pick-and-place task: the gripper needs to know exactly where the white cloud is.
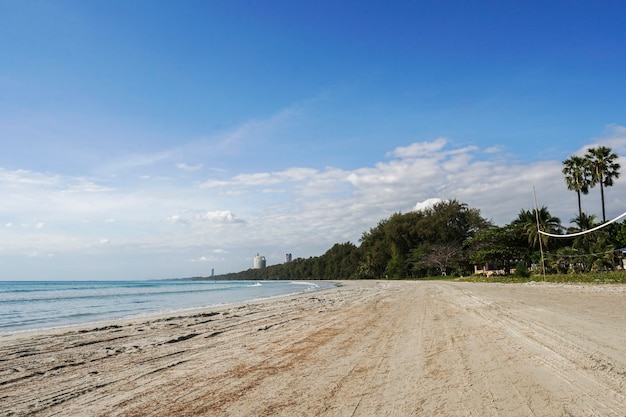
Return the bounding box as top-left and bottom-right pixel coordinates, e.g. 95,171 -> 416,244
484,146 -> 502,154
191,256 -> 212,262
200,167 -> 318,189
166,215 -> 188,224
572,125 -> 626,156
413,198 -> 444,212
386,137 -> 447,159
101,150 -> 174,174
177,162 -> 203,171
0,168 -> 61,188
189,249 -> 228,263
231,172 -> 278,186
195,210 -> 244,223
61,179 -> 114,193
199,178 -> 229,188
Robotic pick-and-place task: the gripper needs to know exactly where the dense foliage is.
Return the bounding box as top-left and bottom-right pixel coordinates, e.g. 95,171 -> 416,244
460,271 -> 626,284
358,200 -> 490,278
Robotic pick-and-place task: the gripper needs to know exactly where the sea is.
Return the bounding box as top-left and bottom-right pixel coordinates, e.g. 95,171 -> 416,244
0,280 -> 335,333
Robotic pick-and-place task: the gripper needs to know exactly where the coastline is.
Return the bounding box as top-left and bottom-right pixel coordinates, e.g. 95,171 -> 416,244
0,280 -> 336,335
2,280 -> 626,416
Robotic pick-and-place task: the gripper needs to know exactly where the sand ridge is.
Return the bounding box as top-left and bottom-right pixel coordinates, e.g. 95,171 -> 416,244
1,280 -> 625,416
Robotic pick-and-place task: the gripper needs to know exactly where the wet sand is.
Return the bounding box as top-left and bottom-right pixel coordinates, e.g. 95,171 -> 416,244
1,280 -> 626,416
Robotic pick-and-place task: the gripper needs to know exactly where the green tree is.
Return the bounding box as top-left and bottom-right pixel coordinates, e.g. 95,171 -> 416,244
569,212 -> 598,233
513,261 -> 531,278
512,206 -> 563,251
358,217 -> 394,278
387,242 -> 406,278
586,146 -> 621,222
468,225 -> 527,274
416,200 -> 489,244
412,200 -> 490,276
321,242 -> 360,279
422,242 -> 463,276
613,220 -> 626,248
550,246 -> 583,274
562,155 -> 591,224
358,200 -> 490,278
588,234 -> 618,272
565,213 -> 598,272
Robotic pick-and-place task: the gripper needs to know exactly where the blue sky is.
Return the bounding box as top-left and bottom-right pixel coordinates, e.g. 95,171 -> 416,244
2,1 -> 626,280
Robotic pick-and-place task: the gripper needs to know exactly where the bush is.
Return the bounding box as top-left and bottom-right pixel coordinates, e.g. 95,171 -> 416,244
513,261 -> 531,278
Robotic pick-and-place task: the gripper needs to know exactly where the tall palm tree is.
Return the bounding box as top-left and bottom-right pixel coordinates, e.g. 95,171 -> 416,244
512,206 -> 563,251
569,212 -> 597,233
562,155 -> 591,225
570,213 -> 598,262
585,146 -> 621,222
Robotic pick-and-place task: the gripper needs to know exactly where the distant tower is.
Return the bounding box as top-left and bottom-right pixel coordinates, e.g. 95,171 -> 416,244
253,253 -> 266,269
285,253 -> 292,263
211,268 -> 214,277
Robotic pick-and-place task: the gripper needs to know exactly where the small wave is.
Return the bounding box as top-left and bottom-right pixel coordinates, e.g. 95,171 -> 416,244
290,281 -> 319,287
248,282 -> 262,287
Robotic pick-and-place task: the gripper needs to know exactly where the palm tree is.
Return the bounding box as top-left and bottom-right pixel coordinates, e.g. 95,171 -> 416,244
570,213 -> 598,264
569,212 -> 597,233
562,155 -> 591,224
512,206 -> 563,251
585,146 -> 621,222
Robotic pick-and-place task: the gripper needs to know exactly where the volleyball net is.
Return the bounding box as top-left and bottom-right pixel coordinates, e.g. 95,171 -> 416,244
538,210 -> 626,238
535,209 -> 626,272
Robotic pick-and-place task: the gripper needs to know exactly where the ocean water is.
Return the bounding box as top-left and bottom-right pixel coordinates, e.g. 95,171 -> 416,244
0,280 -> 334,333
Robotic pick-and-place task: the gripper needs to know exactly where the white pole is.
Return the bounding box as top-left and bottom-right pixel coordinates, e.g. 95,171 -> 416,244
533,186 -> 547,280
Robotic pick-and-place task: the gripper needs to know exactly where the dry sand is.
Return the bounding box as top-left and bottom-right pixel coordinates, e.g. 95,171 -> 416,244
1,280 -> 626,416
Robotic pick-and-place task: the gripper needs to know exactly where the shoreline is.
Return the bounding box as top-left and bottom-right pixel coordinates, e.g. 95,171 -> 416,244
0,280 -> 344,340
2,280 -> 625,416
0,280 -> 338,336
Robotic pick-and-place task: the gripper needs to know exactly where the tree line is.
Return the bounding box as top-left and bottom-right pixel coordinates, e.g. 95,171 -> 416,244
207,146 -> 623,280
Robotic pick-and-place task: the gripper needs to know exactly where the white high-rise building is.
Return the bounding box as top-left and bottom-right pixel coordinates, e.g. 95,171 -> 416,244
253,253 -> 266,269
285,253 -> 292,263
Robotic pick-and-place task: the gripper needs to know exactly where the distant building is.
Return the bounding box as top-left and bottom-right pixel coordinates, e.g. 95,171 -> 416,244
254,253 -> 266,269
285,253 -> 292,263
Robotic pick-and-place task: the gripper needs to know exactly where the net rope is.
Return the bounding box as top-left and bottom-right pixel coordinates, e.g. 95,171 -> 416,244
537,210 -> 626,238
544,248 -> 626,259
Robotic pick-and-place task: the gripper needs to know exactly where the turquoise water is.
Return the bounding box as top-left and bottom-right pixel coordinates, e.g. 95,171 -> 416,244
0,280 -> 334,333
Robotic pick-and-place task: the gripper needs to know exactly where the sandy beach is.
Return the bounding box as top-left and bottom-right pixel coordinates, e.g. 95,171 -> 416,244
1,280 -> 626,416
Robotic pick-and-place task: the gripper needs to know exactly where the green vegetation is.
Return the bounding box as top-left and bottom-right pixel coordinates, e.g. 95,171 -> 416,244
460,271 -> 626,284
204,146 -> 624,283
